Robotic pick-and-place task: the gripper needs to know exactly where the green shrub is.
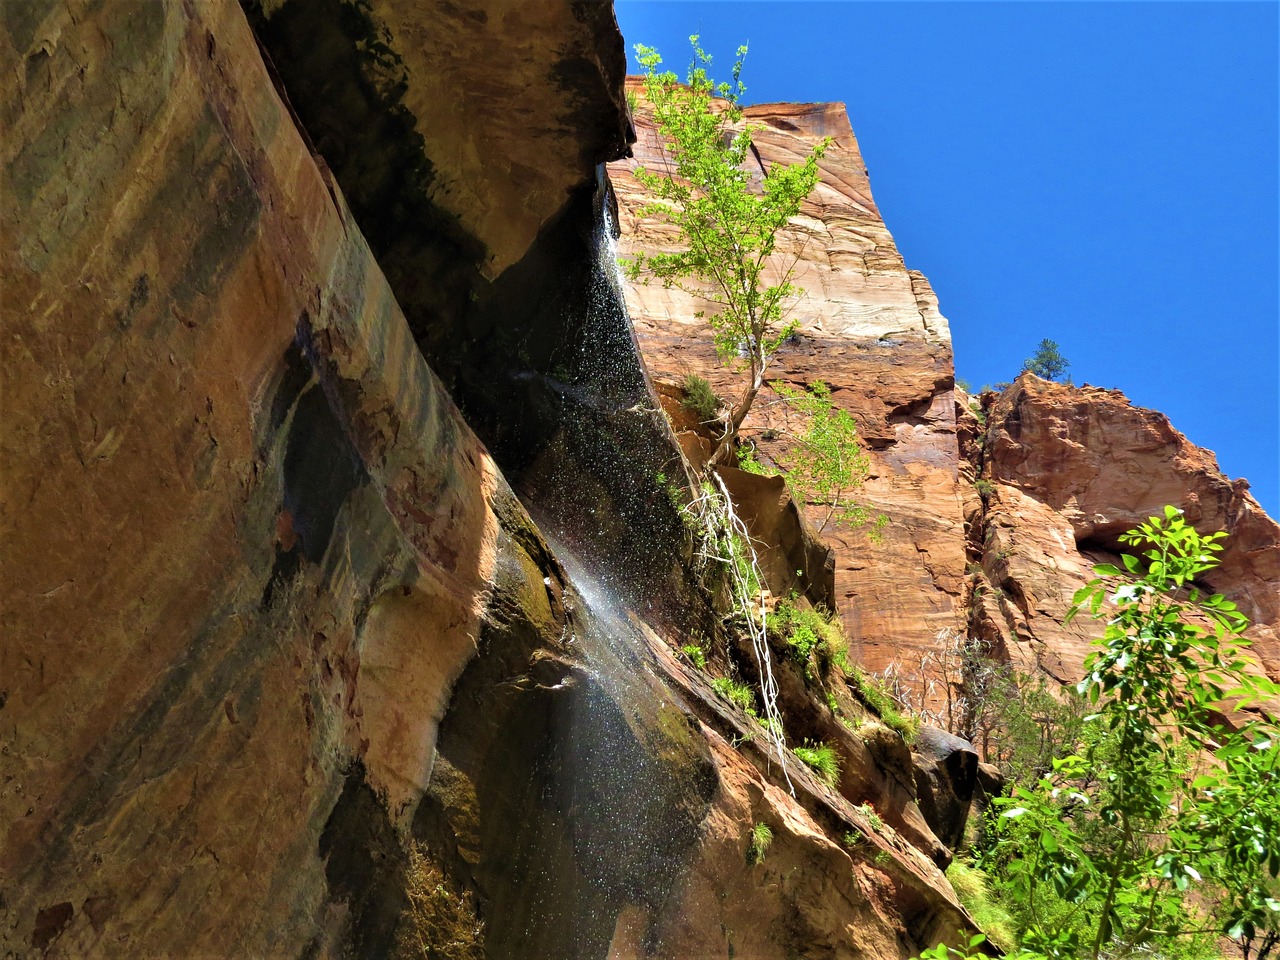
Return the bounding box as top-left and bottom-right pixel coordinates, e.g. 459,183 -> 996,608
847,666 -> 919,743
794,741 -> 841,787
767,599 -> 848,680
856,802 -> 884,831
945,861 -> 1018,954
754,712 -> 785,739
680,643 -> 706,669
736,442 -> 773,475
711,677 -> 756,713
972,508 -> 1280,960
680,373 -> 721,423
747,822 -> 773,865
772,379 -> 875,533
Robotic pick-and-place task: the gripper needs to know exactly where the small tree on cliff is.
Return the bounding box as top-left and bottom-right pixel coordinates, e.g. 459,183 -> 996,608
1023,339 -> 1070,382
625,38 -> 829,466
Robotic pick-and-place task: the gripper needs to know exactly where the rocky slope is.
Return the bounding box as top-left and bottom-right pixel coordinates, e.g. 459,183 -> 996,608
610,78 -> 969,685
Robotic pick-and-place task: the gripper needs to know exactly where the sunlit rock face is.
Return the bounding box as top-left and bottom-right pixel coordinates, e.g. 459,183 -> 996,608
968,375 -> 1280,710
0,0 -> 615,953
1,3 -> 973,957
610,78 -> 969,679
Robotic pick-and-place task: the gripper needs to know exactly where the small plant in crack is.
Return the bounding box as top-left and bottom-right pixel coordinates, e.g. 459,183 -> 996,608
711,676 -> 756,713
794,741 -> 841,787
856,802 -> 884,831
746,822 -> 774,865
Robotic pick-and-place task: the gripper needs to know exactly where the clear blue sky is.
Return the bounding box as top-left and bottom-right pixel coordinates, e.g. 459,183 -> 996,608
614,1 -> 1279,517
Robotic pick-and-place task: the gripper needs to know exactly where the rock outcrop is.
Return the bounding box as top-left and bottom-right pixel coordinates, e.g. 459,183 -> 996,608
2,3 -> 974,957
610,79 -> 969,683
966,375 -> 1280,708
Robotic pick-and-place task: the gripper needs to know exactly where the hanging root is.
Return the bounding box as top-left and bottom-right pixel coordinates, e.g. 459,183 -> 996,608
684,472 -> 793,794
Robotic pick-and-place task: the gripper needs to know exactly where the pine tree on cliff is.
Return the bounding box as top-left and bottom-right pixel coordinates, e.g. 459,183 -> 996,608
624,38 -> 829,467
1023,338 -> 1071,382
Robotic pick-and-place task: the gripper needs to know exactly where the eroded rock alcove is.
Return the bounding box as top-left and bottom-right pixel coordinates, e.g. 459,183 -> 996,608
3,2 -> 1276,958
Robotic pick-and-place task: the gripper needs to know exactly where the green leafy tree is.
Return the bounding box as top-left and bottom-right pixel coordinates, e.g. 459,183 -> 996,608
958,507 -> 1280,960
1023,339 -> 1071,382
913,509 -> 1280,960
626,38 -> 829,467
772,380 -> 879,533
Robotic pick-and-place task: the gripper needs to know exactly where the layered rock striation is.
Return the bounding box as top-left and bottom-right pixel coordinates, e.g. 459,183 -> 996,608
610,79 -> 969,679
0,1 -> 578,952
964,375 -> 1280,708
2,3 -> 973,957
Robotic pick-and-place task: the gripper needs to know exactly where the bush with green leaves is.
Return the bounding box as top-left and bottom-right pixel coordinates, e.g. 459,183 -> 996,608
747,822 -> 774,865
856,802 -> 884,831
681,373 -> 721,423
680,643 -> 707,669
772,380 -> 880,534
710,676 -> 757,713
946,862 -> 1018,954
929,507 -> 1280,960
847,666 -> 919,743
626,38 -> 828,467
767,598 -> 848,679
794,740 -> 841,787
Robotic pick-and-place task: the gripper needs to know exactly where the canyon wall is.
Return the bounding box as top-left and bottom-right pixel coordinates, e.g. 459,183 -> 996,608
1,3 -> 970,957
964,376 -> 1280,712
0,1 -> 580,953
4,3 -> 1276,958
611,81 -> 1280,718
611,79 -> 969,680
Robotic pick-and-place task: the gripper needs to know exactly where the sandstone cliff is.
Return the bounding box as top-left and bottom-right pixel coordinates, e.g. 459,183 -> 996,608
4,3 -> 1275,958
610,78 -> 969,685
963,375 -> 1280,711
1,3 -> 971,957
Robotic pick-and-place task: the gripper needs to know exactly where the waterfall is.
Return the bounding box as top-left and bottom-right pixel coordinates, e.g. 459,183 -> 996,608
598,178 -> 793,792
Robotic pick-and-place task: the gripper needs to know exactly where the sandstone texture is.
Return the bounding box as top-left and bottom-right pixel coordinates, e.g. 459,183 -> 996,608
1,3 -> 972,958
967,375 -> 1280,708
17,0 -> 1275,956
249,0 -> 630,280
610,78 -> 969,681
0,1 -> 575,953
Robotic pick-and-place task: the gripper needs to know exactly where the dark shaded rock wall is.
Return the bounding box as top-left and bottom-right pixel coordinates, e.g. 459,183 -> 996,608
0,2 -> 569,954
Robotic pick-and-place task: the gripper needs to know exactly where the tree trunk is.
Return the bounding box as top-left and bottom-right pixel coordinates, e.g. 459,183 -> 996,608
709,363 -> 765,467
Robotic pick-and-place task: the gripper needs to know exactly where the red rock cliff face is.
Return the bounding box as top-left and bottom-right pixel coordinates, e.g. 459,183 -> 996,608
610,79 -> 969,679
966,376 -> 1280,708
2,4 -> 975,958
0,2 -> 575,954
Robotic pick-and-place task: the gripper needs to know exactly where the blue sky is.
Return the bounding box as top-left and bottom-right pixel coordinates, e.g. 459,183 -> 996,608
614,2 -> 1279,517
